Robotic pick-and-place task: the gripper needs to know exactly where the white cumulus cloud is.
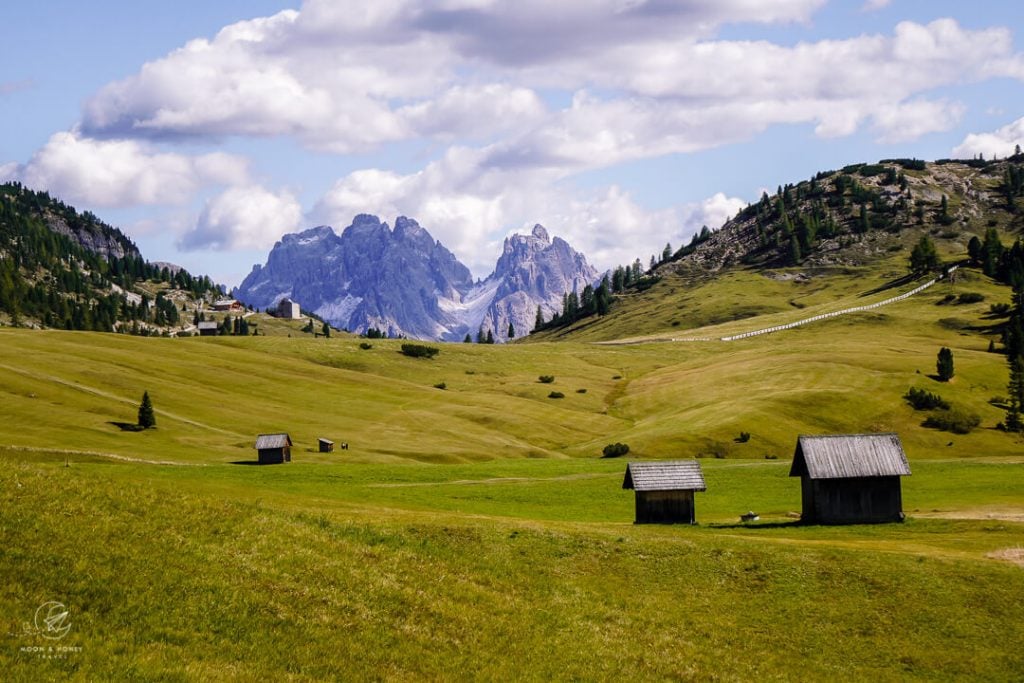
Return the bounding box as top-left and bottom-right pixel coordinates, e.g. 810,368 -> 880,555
181,185 -> 302,251
951,116 -> 1024,159
312,147 -> 745,276
4,131 -> 249,207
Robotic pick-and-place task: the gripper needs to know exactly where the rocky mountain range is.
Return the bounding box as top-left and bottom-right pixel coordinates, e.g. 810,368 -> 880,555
235,217 -> 599,341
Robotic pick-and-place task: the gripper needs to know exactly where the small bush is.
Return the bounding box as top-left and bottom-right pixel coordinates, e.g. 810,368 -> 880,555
904,387 -> 950,411
988,303 -> 1011,317
764,454 -> 778,460
612,375 -> 622,380
735,431 -> 751,443
923,407 -> 981,434
957,292 -> 984,304
401,343 -> 440,359
433,382 -> 447,390
602,443 -> 630,458
547,391 -> 564,399
576,388 -> 587,394
358,342 -> 373,350
936,293 -> 956,305
538,375 -> 555,384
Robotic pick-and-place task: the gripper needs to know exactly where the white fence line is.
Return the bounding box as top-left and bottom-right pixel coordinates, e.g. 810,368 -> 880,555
713,267 -> 956,342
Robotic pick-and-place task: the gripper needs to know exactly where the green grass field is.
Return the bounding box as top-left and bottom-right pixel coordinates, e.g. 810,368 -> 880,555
2,453 -> 1022,680
2,261 -> 1023,679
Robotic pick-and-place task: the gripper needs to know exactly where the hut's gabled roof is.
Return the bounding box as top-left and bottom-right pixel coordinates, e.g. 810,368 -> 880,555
255,433 -> 292,450
790,433 -> 911,479
623,460 -> 706,492
318,437 -> 334,445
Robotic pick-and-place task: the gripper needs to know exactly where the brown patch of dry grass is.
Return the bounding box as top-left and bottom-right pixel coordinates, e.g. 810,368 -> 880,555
987,547 -> 1024,567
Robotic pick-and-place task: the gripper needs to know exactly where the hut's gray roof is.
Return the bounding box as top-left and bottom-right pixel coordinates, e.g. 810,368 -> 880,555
197,321 -> 219,330
318,437 -> 334,445
789,433 -> 911,479
255,433 -> 292,450
622,460 -> 706,491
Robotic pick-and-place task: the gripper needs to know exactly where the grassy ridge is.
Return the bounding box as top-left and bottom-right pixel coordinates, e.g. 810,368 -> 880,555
2,454 -> 1022,680
1,265 -> 1021,465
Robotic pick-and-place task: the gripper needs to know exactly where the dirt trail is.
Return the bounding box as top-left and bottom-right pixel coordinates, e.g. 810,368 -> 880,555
1,445 -> 203,466
0,362 -> 242,436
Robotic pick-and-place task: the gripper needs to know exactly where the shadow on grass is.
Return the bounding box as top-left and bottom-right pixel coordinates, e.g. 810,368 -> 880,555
108,421 -> 145,432
858,272 -> 918,297
707,520 -> 804,530
229,460 -> 265,466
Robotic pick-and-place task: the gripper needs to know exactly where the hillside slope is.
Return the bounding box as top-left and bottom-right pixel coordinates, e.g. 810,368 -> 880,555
0,182 -> 222,333
1,282 -> 1020,464
530,157 -> 1023,343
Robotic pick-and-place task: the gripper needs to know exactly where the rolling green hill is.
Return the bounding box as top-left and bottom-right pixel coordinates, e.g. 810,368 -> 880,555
530,157 -> 1023,343
3,161 -> 1023,679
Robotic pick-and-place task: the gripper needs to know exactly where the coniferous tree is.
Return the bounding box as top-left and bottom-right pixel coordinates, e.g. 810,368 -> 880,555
463,333 -> 472,343
936,347 -> 955,382
322,321 -> 331,338
533,305 -> 544,332
485,329 -> 494,344
909,235 -> 939,274
507,321 -> 515,339
967,235 -> 983,265
1007,356 -> 1024,431
788,235 -> 802,265
138,391 -> 156,429
982,228 -> 1004,277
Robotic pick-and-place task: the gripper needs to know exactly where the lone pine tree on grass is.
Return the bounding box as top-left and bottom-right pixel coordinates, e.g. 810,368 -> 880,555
138,391 -> 156,429
936,347 -> 955,382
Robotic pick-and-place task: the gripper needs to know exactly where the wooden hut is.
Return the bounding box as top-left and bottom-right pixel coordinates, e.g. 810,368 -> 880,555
318,438 -> 334,453
197,321 -> 219,336
622,460 -> 706,524
255,433 -> 292,464
789,433 -> 911,524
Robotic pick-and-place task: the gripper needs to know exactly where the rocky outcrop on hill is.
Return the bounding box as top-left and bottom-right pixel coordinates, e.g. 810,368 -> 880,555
40,208 -> 139,261
661,157 -> 1023,278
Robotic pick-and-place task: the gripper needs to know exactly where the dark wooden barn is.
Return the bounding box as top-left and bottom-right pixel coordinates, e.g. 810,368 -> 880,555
197,321 -> 219,336
622,460 -> 706,524
790,433 -> 911,524
255,433 -> 292,464
318,438 -> 334,453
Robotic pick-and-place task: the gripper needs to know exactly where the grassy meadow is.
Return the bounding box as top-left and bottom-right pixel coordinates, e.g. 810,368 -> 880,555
2,261 -> 1023,679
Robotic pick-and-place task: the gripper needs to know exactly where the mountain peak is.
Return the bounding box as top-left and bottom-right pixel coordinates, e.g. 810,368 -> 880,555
394,216 -> 427,241
236,215 -> 596,342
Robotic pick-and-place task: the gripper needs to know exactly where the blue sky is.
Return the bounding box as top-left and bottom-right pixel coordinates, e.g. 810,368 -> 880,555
3,0 -> 1023,287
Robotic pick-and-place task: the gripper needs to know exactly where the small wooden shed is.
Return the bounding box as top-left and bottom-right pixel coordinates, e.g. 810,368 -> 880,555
318,438 -> 334,453
197,321 -> 219,336
790,433 -> 911,525
255,433 -> 292,464
622,460 -> 706,524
